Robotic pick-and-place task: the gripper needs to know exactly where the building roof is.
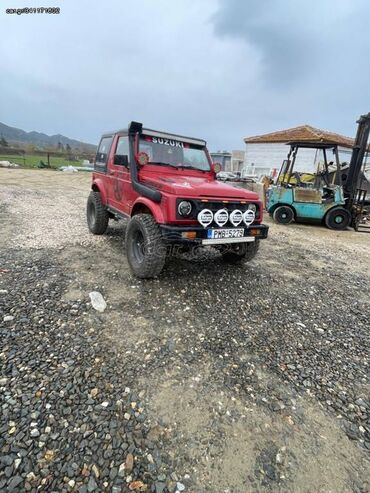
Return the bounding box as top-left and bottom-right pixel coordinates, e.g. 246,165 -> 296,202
244,125 -> 355,149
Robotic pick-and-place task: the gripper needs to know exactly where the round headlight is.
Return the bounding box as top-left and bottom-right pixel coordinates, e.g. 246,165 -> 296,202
178,200 -> 192,217
248,203 -> 257,213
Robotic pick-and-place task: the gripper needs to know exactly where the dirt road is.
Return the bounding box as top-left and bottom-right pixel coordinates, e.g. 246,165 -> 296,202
0,168 -> 369,493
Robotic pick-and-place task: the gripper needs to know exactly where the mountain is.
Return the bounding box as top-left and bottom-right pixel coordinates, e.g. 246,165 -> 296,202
0,122 -> 96,151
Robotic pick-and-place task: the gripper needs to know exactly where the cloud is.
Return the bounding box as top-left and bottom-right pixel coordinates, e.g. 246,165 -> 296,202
212,0 -> 370,86
0,0 -> 260,147
0,0 -> 369,150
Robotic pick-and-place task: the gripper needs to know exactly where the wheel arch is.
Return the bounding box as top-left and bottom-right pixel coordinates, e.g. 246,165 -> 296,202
91,178 -> 107,205
323,204 -> 348,220
130,198 -> 165,223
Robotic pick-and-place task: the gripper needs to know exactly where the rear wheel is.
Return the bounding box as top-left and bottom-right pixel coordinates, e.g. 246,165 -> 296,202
221,239 -> 260,264
324,207 -> 351,230
125,214 -> 166,278
86,191 -> 109,234
273,205 -> 294,224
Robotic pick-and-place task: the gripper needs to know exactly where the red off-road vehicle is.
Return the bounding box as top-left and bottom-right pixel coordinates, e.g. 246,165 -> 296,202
87,122 -> 269,278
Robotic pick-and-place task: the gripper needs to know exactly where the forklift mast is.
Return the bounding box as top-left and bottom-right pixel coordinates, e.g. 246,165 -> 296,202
343,113 -> 370,204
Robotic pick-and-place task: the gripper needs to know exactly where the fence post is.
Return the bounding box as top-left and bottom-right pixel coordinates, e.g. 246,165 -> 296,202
47,153 -> 50,168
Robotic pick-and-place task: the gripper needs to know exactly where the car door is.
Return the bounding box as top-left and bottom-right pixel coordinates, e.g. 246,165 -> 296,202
106,135 -> 132,215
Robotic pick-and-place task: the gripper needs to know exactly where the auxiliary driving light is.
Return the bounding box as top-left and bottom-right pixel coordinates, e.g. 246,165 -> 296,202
135,152 -> 150,166
197,209 -> 213,227
243,209 -> 255,226
229,209 -> 243,227
214,209 -> 229,227
178,200 -> 192,217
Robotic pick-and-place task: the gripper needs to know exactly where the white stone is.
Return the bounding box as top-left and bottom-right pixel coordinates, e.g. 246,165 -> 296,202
118,462 -> 126,477
89,291 -> 107,312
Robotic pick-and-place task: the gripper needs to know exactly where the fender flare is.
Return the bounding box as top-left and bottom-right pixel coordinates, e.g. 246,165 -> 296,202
131,197 -> 165,223
91,178 -> 108,205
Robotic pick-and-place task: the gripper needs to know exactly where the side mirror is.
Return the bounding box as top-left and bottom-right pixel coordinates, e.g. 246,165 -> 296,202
113,154 -> 129,166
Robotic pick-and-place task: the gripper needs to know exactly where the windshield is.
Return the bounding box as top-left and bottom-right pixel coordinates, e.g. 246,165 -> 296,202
139,135 -> 210,171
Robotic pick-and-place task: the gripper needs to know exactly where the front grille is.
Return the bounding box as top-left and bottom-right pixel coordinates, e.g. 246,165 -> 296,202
176,199 -> 260,224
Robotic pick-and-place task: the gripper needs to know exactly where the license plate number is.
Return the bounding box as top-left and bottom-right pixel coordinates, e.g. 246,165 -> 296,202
207,228 -> 244,239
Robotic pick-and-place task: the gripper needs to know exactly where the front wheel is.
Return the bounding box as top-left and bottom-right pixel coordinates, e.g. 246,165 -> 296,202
221,239 -> 260,264
324,207 -> 351,230
125,214 -> 166,278
86,191 -> 109,234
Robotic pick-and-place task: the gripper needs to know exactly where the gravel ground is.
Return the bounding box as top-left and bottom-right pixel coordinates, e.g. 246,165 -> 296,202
0,169 -> 370,493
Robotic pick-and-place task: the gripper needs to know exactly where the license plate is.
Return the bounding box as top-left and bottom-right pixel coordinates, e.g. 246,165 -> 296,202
207,228 -> 244,239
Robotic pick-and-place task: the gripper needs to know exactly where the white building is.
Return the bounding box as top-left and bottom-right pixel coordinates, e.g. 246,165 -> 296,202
244,125 -> 355,177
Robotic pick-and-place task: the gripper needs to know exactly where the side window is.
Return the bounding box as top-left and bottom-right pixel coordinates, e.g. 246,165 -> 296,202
95,136 -> 113,169
115,136 -> 130,165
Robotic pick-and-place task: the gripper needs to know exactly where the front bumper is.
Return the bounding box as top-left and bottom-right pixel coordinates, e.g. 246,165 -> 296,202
159,223 -> 269,244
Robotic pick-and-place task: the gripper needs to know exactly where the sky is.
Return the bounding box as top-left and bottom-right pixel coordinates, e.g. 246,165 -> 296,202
1,0 -> 369,150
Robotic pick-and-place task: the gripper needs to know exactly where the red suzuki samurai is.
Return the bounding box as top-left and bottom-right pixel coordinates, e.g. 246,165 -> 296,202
87,121 -> 269,278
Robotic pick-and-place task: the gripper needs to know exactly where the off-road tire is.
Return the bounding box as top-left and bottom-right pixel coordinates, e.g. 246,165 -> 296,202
86,191 -> 109,234
273,205 -> 294,224
221,239 -> 260,264
125,214 -> 166,278
324,207 -> 351,230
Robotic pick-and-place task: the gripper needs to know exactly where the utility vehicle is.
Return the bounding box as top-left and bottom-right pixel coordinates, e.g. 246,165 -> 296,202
87,122 -> 269,278
268,113 -> 370,231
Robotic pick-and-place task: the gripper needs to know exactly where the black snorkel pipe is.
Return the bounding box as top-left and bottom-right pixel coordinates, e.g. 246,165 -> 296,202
128,121 -> 162,203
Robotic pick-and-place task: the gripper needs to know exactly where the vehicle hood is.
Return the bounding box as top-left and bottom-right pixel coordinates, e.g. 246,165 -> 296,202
140,171 -> 259,200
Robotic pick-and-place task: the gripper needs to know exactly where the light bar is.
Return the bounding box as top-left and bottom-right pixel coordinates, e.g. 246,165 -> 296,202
142,128 -> 206,147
